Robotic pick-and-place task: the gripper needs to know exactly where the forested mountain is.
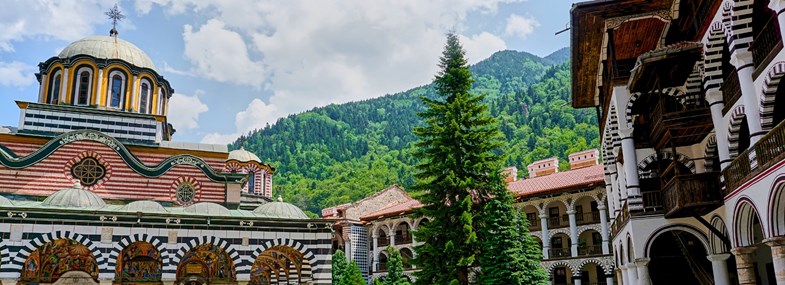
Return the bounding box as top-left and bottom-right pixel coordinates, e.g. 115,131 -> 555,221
230,48 -> 599,216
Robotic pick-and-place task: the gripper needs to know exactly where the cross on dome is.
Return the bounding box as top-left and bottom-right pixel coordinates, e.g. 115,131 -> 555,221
105,4 -> 125,37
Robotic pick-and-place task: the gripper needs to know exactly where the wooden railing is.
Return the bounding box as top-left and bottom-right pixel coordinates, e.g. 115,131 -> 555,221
722,70 -> 741,115
611,203 -> 629,238
578,245 -> 603,256
576,211 -> 600,225
549,248 -> 571,259
723,149 -> 751,196
724,120 -> 785,196
641,190 -> 664,213
395,233 -> 413,245
378,237 -> 390,247
662,173 -> 723,218
752,18 -> 782,74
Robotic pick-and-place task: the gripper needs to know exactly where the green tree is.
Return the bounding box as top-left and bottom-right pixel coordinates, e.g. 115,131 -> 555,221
411,32 -> 504,285
332,250 -> 347,285
344,261 -> 366,285
380,246 -> 411,285
517,211 -> 550,284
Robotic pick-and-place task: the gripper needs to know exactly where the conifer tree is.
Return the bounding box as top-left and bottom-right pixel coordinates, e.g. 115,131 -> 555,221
332,250 -> 348,285
343,261 -> 366,285
412,32 -> 504,285
381,246 -> 412,285
516,211 -> 550,284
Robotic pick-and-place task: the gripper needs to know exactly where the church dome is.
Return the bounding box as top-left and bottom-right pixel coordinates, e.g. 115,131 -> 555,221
184,202 -> 231,216
0,195 -> 13,206
58,36 -> 157,72
42,183 -> 106,209
123,200 -> 167,213
253,197 -> 308,219
227,147 -> 261,163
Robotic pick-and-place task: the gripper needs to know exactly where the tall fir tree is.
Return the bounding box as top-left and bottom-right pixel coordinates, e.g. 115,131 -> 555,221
332,250 -> 348,285
411,32 -> 505,285
516,211 -> 550,284
381,246 -> 412,285
343,261 -> 366,285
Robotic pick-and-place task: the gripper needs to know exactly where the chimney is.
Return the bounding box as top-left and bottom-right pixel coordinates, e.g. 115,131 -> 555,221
527,157 -> 559,178
569,149 -> 599,170
502,166 -> 518,182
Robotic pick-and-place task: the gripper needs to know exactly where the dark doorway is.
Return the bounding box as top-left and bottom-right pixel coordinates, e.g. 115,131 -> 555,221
649,230 -> 713,285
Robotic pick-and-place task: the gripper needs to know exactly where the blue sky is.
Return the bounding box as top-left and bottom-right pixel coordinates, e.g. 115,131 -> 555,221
0,0 -> 578,144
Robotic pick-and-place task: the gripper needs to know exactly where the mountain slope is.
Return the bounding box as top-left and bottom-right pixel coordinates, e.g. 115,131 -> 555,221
231,49 -> 598,215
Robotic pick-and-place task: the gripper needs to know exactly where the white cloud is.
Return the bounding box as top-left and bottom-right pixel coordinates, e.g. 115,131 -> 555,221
200,98 -> 282,144
0,1 -> 116,52
0,61 -> 35,87
168,91 -> 209,130
201,132 -> 240,145
182,19 -> 266,88
504,14 -> 539,39
460,32 -> 507,64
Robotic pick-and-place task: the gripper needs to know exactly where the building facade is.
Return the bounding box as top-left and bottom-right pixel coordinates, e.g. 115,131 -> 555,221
571,0 -> 785,284
512,150 -> 614,285
0,30 -> 332,285
325,150 -> 612,285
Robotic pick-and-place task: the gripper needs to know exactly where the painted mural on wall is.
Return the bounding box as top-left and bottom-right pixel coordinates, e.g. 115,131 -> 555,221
115,241 -> 163,284
20,239 -> 99,284
176,243 -> 235,284
249,245 -> 310,285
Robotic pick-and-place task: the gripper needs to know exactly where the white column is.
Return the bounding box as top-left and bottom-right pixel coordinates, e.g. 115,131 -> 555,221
707,253 -> 732,285
706,90 -> 733,169
636,258 -> 651,285
60,67 -> 69,103
389,231 -> 396,246
770,0 -> 785,44
574,276 -> 582,285
372,234 -> 379,272
540,213 -> 550,259
598,204 -> 610,254
620,265 -> 631,285
627,263 -> 639,285
730,51 -> 764,144
764,237 -> 785,285
96,68 -> 104,106
568,209 -> 579,257
607,273 -> 616,285
619,128 -> 642,210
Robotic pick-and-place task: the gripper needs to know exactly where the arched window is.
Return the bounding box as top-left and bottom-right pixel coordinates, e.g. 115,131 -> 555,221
47,70 -> 62,104
139,79 -> 152,114
108,71 -> 127,109
73,67 -> 93,106
247,171 -> 256,193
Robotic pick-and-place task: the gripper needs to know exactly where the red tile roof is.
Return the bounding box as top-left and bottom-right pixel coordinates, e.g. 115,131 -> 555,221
508,164 -> 605,197
360,198 -> 423,221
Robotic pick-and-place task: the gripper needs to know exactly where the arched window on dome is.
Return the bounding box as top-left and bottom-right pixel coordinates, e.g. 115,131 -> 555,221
139,79 -> 152,114
108,70 -> 127,109
73,67 -> 93,106
46,69 -> 62,104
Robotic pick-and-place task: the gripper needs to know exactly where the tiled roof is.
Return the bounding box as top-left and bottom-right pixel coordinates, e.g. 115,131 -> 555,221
360,199 -> 423,221
508,164 -> 605,197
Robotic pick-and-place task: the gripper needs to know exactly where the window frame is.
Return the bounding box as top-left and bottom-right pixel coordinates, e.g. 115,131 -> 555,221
73,67 -> 94,106
47,69 -> 63,104
138,78 -> 152,114
107,70 -> 127,109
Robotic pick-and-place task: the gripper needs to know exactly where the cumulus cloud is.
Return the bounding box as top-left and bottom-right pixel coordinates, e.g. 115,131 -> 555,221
504,14 -> 539,39
168,91 -> 209,130
0,1 -> 116,52
136,0 -> 520,142
0,61 -> 35,87
200,98 -> 283,144
460,32 -> 507,64
182,19 -> 266,88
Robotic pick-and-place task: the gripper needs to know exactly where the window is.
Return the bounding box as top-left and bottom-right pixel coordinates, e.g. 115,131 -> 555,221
47,71 -> 62,104
71,157 -> 106,187
176,182 -> 196,204
73,67 -> 93,106
139,80 -> 151,114
247,172 -> 256,193
108,71 -> 126,108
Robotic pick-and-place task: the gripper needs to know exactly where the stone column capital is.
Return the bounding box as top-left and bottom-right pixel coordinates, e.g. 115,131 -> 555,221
618,128 -> 634,139
539,213 -> 548,219
731,246 -> 757,255
730,50 -> 754,70
597,204 -> 606,210
635,257 -> 651,266
567,209 -> 577,215
764,236 -> 785,247
372,234 -> 379,239
769,0 -> 785,13
705,89 -> 723,105
707,253 -> 732,262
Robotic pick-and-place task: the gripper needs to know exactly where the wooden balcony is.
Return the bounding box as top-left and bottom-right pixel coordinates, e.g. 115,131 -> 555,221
722,70 -> 741,115
752,18 -> 782,78
648,96 -> 713,149
662,172 -> 723,218
724,120 -> 785,196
